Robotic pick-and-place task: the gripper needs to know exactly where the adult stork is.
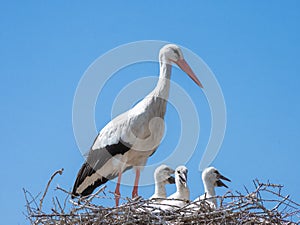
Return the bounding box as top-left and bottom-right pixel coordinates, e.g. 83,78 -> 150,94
72,44 -> 203,206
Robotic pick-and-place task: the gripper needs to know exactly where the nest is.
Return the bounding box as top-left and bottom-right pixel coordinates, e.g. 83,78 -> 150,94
24,168 -> 300,225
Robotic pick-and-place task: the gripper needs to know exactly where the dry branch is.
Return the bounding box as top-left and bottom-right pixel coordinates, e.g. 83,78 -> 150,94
39,168 -> 64,211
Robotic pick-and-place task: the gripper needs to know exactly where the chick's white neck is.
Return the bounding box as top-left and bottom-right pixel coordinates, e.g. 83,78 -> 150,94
203,179 -> 217,206
154,181 -> 167,198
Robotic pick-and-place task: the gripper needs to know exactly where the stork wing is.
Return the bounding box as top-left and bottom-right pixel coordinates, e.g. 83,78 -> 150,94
72,107 -> 161,197
72,113 -> 133,197
72,140 -> 132,197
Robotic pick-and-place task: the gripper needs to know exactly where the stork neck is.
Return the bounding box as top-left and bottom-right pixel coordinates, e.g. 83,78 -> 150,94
203,181 -> 216,197
154,181 -> 167,198
159,60 -> 172,80
176,182 -> 190,200
153,61 -> 172,99
203,181 -> 217,206
176,181 -> 186,192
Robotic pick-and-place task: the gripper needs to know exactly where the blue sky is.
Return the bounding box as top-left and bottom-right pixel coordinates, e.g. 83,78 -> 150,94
1,1 -> 300,224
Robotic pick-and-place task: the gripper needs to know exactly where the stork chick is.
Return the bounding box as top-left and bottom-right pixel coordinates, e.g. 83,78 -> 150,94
150,164 -> 175,201
160,165 -> 190,210
194,167 -> 230,209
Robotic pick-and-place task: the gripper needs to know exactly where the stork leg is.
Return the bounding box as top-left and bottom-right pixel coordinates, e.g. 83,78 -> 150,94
132,168 -> 140,198
114,171 -> 122,207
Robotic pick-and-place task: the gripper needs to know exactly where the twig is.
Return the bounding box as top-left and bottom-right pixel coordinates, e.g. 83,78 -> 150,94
39,168 -> 64,212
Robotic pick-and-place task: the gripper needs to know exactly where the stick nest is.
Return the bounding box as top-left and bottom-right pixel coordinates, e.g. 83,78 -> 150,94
24,168 -> 300,225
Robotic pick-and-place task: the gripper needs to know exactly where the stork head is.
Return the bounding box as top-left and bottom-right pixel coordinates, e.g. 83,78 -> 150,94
159,44 -> 203,88
202,167 -> 231,188
154,164 -> 175,184
175,165 -> 188,188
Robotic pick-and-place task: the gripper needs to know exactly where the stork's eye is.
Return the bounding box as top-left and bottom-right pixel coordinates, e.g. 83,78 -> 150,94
173,49 -> 180,58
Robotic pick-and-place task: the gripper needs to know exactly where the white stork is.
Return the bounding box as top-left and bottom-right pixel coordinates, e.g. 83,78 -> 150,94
150,164 -> 175,201
72,44 -> 203,206
160,165 -> 190,210
193,167 -> 230,209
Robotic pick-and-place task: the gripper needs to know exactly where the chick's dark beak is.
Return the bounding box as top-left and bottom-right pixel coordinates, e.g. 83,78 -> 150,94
216,173 -> 231,188
167,176 -> 175,184
219,174 -> 231,182
179,172 -> 187,187
216,179 -> 228,188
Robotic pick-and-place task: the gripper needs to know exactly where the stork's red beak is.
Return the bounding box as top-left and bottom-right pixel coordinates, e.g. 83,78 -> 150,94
176,59 -> 203,88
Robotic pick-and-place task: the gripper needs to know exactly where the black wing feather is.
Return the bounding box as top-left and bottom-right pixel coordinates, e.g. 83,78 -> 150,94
72,140 -> 131,198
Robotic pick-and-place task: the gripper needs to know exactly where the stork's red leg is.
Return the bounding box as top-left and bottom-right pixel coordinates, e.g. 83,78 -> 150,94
114,171 -> 122,207
132,168 -> 140,198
